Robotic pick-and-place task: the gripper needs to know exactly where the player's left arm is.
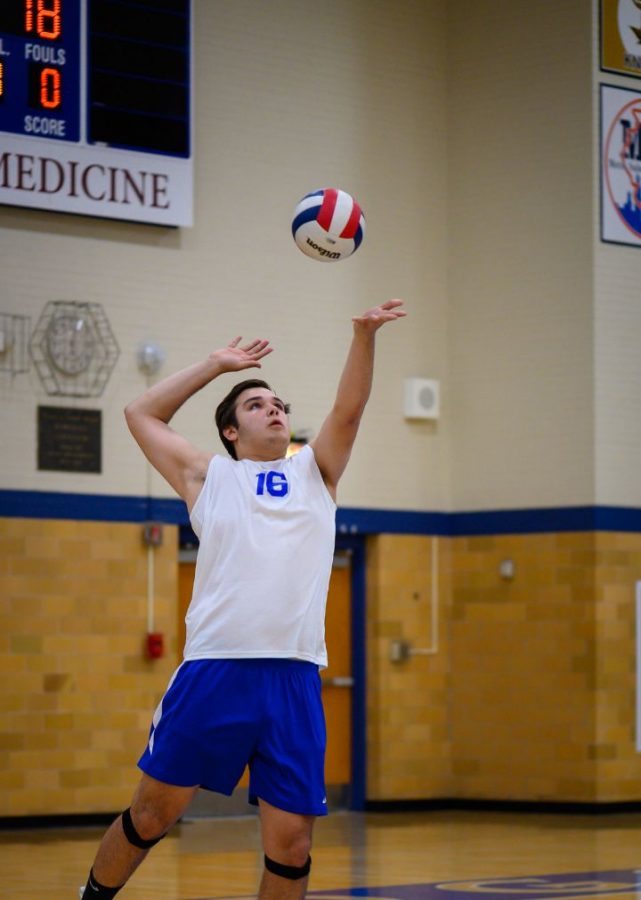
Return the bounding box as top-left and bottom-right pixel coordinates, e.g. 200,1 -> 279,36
311,299 -> 406,500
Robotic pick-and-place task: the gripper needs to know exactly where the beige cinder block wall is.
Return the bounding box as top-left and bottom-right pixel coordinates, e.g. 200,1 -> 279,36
447,0 -> 594,512
0,0 -> 450,512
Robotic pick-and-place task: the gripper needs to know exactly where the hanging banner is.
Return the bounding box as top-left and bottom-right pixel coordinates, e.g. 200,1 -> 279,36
601,0 -> 641,77
601,84 -> 641,247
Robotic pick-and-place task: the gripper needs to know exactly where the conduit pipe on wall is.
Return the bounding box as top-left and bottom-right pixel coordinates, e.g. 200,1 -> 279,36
147,540 -> 155,634
142,472 -> 165,657
136,344 -> 166,654
146,452 -> 155,635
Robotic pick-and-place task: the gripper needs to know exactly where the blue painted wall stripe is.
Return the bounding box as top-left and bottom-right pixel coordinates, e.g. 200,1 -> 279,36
3,489 -> 641,535
0,490 -> 187,524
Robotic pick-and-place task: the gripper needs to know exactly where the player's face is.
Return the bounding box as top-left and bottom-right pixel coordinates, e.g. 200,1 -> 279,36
226,387 -> 290,460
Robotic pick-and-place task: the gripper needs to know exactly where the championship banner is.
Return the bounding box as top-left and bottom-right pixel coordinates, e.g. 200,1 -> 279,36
600,84 -> 641,247
601,0 -> 641,77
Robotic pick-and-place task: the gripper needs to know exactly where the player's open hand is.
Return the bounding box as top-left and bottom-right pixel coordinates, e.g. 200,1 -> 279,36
210,337 -> 273,372
352,299 -> 406,333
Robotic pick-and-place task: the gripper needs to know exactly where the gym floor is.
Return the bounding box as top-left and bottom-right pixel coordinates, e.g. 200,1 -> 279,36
2,808 -> 641,898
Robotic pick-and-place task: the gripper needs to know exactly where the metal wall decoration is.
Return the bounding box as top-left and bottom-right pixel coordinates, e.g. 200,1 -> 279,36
0,313 -> 31,375
29,301 -> 120,397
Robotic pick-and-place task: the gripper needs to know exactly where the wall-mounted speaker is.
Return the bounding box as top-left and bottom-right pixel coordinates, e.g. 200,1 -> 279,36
403,378 -> 440,420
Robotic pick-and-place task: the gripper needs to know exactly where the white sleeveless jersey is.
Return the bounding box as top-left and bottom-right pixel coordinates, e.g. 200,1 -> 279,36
184,444 -> 336,667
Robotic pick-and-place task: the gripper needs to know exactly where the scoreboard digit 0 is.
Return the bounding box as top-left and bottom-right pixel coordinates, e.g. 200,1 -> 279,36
0,0 -> 193,226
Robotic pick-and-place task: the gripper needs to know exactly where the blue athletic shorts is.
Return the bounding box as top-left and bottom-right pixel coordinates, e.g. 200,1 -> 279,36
138,658 -> 328,816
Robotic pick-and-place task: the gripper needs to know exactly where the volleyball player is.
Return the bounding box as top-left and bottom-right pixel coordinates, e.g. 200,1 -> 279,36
79,299 -> 406,899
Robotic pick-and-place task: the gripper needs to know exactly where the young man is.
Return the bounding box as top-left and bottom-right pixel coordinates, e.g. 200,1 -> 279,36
79,299 -> 405,899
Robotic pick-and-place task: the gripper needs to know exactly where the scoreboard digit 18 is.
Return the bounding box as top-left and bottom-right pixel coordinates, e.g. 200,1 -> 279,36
0,0 -> 193,226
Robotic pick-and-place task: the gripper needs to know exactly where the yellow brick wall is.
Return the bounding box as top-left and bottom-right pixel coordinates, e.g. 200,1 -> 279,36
366,531 -> 641,805
0,518 -> 178,817
366,534 -> 452,799
594,533 -> 641,802
449,533 -> 598,802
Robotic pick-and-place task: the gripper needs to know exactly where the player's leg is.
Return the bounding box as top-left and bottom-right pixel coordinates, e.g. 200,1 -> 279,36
257,798 -> 315,899
80,773 -> 198,898
250,661 -> 328,898
79,660 -> 257,896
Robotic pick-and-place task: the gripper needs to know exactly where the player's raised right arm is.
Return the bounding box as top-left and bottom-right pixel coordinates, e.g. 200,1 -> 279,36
125,338 -> 272,510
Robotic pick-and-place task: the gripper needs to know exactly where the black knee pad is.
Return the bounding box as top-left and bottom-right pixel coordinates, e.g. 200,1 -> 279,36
264,853 -> 311,880
121,807 -> 166,850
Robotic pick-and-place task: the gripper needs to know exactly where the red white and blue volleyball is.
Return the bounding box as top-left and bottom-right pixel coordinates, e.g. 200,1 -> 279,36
292,188 -> 365,262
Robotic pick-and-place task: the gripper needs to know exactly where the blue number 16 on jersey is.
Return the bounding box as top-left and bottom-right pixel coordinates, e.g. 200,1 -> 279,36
256,471 -> 289,498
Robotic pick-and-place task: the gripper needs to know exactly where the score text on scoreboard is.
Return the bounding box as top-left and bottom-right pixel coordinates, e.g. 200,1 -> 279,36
0,0 -> 81,142
0,0 -> 193,227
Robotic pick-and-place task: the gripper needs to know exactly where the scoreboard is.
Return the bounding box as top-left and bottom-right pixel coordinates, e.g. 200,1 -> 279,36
0,0 -> 193,226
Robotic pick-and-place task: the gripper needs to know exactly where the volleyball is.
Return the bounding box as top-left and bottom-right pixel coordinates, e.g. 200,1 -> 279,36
291,188 -> 365,262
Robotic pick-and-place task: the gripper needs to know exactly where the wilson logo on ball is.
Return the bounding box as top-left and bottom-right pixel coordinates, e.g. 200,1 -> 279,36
305,238 -> 341,259
292,188 -> 365,262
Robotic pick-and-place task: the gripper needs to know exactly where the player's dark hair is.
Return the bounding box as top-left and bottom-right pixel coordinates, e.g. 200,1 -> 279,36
215,379 -> 290,460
